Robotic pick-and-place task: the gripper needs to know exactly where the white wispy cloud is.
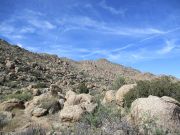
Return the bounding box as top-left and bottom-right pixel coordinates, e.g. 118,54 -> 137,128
58,16 -> 165,36
99,0 -> 127,16
157,40 -> 176,54
1,6 -> 180,66
0,22 -> 25,39
0,9 -> 57,42
28,19 -> 56,30
19,27 -> 35,34
20,9 -> 56,30
0,22 -> 16,35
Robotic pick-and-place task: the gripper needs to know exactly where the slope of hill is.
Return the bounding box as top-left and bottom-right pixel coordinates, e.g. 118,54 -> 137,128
1,39 -> 178,99
0,39 -> 180,134
77,59 -> 156,81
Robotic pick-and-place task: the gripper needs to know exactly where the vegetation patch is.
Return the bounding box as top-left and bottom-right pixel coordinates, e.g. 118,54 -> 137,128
77,83 -> 89,94
82,101 -> 121,128
5,91 -> 33,101
111,76 -> 126,90
124,77 -> 180,107
39,97 -> 58,110
32,82 -> 47,88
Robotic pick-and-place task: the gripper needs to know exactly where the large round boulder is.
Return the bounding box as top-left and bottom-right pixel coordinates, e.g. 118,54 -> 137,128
32,107 -> 47,117
64,90 -> 93,106
25,93 -> 60,117
59,105 -> 84,122
102,90 -> 115,104
116,84 -> 136,106
64,90 -> 77,106
130,95 -> 180,134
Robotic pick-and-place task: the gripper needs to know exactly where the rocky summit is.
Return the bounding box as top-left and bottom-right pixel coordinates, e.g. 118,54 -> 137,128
0,39 -> 180,135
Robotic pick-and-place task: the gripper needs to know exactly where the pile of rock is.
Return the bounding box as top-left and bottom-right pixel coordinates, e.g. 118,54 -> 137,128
102,84 -> 137,106
25,92 -> 61,117
24,84 -> 97,123
59,90 -> 97,122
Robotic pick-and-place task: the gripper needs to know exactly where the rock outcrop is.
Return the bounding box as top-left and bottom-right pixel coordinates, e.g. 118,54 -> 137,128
59,90 -> 97,122
102,84 -> 136,106
59,105 -> 84,122
102,90 -> 116,104
25,93 -> 60,117
130,95 -> 180,134
116,84 -> 136,106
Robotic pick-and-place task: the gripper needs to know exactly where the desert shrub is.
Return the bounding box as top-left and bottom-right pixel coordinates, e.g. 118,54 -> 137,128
82,101 -> 121,128
5,91 -> 32,101
33,82 -> 47,88
124,77 -> 180,107
78,83 -> 89,94
4,81 -> 20,88
66,102 -> 137,135
0,113 -> 8,130
60,99 -> 137,135
31,70 -> 42,78
39,97 -> 58,110
137,112 -> 167,135
111,75 -> 126,90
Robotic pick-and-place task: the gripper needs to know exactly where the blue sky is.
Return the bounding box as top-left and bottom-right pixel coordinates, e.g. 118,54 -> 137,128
0,0 -> 180,78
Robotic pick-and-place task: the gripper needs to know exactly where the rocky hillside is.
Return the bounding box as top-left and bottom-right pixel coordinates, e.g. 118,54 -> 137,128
78,59 -> 155,81
0,39 -> 179,135
0,39 -> 158,95
0,39 -> 110,98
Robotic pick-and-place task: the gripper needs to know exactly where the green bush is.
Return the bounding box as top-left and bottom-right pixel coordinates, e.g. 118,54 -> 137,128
124,77 -> 180,107
32,82 -> 47,88
5,91 -> 33,101
78,83 -> 89,94
39,97 -> 58,110
111,76 -> 126,90
82,101 -> 121,128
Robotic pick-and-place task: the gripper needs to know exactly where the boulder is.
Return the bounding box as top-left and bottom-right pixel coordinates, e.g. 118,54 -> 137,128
25,93 -> 60,117
76,94 -> 93,104
0,99 -> 25,111
59,105 -> 84,122
60,91 -> 97,122
116,84 -> 136,106
64,90 -> 93,106
64,90 -> 77,106
31,88 -> 41,96
102,90 -> 115,104
32,108 -> 47,117
130,95 -> 180,134
161,96 -> 180,106
5,60 -> 15,69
